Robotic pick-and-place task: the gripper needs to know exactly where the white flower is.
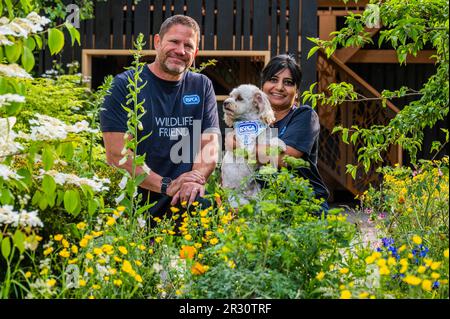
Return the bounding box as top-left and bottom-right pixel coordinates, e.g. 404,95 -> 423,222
0,63 -> 33,79
0,17 -> 9,25
0,34 -> 13,46
152,263 -> 163,273
38,170 -> 110,193
0,164 -> 23,181
0,117 -> 23,157
118,156 -> 128,166
137,217 -> 146,228
142,164 -> 151,175
0,93 -> 26,108
114,193 -> 125,205
26,12 -> 51,27
67,120 -> 98,134
17,209 -> 43,228
0,205 -> 19,226
118,175 -> 128,189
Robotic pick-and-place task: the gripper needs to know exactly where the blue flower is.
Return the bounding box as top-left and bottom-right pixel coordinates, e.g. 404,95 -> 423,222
432,281 -> 440,289
382,237 -> 395,247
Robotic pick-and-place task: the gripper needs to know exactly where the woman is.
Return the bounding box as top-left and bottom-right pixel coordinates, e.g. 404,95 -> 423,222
260,54 -> 329,213
223,54 -> 329,213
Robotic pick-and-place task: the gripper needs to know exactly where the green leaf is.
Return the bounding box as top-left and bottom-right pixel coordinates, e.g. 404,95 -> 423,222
65,21 -> 81,46
342,128 -> 349,144
64,189 -> 80,215
24,37 -> 36,51
13,230 -> 26,254
42,175 -> 57,195
31,190 -> 42,206
48,28 -> 65,55
0,188 -> 13,205
1,237 -> 11,260
34,35 -> 43,50
21,46 -> 35,72
5,42 -> 22,63
38,196 -> 48,210
307,46 -> 320,59
42,146 -> 54,171
88,199 -> 98,215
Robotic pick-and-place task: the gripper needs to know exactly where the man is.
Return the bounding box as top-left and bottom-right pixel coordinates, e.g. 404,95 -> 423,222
100,15 -> 220,219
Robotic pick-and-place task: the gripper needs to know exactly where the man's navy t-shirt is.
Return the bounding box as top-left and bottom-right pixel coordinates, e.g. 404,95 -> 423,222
273,105 -> 329,200
100,66 -> 220,181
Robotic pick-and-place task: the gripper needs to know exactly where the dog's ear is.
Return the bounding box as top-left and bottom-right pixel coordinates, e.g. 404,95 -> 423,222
253,91 -> 275,125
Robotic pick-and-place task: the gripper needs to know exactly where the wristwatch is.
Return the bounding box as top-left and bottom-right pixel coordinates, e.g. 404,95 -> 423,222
160,177 -> 172,195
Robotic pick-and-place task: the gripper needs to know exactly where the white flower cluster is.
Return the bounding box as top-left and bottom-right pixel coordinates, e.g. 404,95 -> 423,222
0,63 -> 33,79
38,169 -> 110,193
0,117 -> 24,158
0,205 -> 44,228
22,114 -> 98,141
0,93 -> 26,108
0,163 -> 23,181
0,12 -> 50,39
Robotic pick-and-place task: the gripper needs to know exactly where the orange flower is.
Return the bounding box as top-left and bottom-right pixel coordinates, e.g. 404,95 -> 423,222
191,262 -> 208,275
179,245 -> 197,259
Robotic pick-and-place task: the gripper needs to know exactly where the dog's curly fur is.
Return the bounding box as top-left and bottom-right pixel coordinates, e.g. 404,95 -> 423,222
221,84 -> 286,206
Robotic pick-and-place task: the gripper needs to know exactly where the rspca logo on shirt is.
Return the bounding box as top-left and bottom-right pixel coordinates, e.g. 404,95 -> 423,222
237,122 -> 258,134
183,94 -> 200,105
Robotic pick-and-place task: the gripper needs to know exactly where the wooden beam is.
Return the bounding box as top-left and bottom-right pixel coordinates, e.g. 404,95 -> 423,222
345,50 -> 437,64
333,27 -> 380,63
318,0 -> 369,7
319,14 -> 337,40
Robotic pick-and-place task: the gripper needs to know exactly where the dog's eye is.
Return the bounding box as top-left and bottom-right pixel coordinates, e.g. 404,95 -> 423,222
236,95 -> 243,101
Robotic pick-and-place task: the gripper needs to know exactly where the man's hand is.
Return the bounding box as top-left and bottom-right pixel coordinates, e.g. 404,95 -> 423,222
170,182 -> 205,206
166,170 -> 205,197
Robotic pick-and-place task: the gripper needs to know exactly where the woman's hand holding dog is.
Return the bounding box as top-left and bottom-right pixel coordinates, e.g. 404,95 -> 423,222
166,170 -> 205,197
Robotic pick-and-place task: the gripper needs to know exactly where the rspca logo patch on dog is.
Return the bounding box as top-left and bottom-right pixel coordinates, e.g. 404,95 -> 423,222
234,120 -> 267,147
183,94 -> 200,105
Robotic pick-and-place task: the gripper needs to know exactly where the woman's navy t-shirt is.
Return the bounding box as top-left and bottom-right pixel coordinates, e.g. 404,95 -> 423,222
273,105 -> 330,200
100,65 -> 220,180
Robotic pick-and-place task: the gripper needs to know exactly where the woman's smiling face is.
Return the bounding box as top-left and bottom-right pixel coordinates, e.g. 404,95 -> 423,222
262,68 -> 298,111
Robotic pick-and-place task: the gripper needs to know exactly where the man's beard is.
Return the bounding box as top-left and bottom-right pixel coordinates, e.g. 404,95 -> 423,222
159,54 -> 190,75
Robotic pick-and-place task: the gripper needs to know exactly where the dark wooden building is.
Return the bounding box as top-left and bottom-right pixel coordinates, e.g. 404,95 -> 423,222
40,0 -> 445,201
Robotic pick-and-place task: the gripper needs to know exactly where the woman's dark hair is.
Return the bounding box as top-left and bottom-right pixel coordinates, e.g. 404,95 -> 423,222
261,54 -> 302,89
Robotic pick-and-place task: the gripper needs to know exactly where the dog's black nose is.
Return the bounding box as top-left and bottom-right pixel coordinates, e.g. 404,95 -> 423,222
223,100 -> 230,108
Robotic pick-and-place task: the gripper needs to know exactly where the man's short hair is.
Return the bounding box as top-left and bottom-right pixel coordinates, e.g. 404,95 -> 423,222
159,15 -> 201,46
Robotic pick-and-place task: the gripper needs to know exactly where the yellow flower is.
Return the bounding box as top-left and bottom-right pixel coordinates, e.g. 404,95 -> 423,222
403,275 -> 422,286
79,238 -> 89,248
430,262 -> 441,270
59,249 -> 70,258
184,234 -> 192,241
148,248 -> 154,254
46,279 -> 57,287
379,267 -> 390,276
113,279 -> 122,287
316,271 -> 325,281
191,262 -> 208,275
138,245 -> 146,251
54,234 -> 63,241
365,255 -> 376,264
155,237 -> 163,243
102,244 -> 114,255
71,245 -> 79,254
181,201 -> 187,207
40,268 -> 49,276
228,260 -> 236,269
92,284 -> 101,290
93,248 -> 103,255
135,261 -> 142,267
444,249 -> 449,259
170,206 -> 180,213
61,239 -> 70,248
88,295 -> 95,299
377,259 -> 386,267
118,246 -> 128,255
68,258 -> 78,264
134,274 -> 143,283
117,206 -> 126,212
104,276 -> 110,281
43,247 -> 54,256
339,268 -> 349,274
86,267 -> 94,274
86,252 -> 94,260
209,238 -> 219,245
106,216 -> 116,226
412,235 -> 422,245
431,272 -> 440,279
109,268 -> 117,275
417,266 -> 427,274
340,290 -> 352,299
358,292 -> 369,299
387,257 -> 397,266
25,271 -> 32,279
422,279 -> 432,292
79,279 -> 86,287
76,222 -> 87,230
153,217 -> 161,223
122,260 -> 134,274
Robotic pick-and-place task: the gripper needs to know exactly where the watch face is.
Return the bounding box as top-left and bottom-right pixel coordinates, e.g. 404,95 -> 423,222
162,177 -> 172,184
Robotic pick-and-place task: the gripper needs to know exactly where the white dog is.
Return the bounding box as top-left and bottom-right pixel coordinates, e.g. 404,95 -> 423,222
221,84 -> 286,206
